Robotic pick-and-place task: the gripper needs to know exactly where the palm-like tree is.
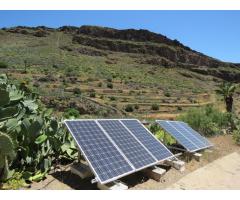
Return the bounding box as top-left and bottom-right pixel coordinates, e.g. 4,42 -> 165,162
216,82 -> 237,112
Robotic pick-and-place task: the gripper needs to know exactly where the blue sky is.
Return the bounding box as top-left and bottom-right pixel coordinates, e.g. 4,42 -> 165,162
0,10 -> 239,63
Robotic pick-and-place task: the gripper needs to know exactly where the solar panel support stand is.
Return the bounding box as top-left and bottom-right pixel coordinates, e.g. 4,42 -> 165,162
97,181 -> 128,190
165,159 -> 185,172
142,166 -> 166,182
70,162 -> 93,179
184,152 -> 202,162
193,152 -> 202,162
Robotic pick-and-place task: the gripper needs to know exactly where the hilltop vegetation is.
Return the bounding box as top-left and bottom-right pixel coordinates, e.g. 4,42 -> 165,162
0,25 -> 240,119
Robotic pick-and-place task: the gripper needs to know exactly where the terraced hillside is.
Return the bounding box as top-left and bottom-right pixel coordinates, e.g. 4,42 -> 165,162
0,26 -> 240,119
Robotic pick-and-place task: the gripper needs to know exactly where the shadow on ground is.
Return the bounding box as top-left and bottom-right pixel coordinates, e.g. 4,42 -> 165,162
50,169 -> 156,189
51,170 -> 98,190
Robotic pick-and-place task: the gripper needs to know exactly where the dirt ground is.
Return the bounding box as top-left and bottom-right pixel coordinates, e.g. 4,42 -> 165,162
30,134 -> 240,190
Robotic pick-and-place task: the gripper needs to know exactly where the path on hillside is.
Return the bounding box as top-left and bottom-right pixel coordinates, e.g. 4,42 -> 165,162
167,152 -> 240,190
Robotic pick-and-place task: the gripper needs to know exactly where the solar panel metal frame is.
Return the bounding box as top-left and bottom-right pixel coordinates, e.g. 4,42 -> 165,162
64,119 -> 175,184
156,120 -> 213,152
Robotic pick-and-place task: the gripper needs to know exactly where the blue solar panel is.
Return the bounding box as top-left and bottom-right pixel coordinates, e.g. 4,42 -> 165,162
121,119 -> 173,161
156,120 -> 213,152
179,122 -> 213,147
98,120 -> 156,169
170,121 -> 206,149
157,120 -> 198,152
65,120 -> 134,184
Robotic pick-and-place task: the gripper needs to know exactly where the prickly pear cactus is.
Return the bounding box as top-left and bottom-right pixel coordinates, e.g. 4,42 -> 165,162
0,132 -> 15,181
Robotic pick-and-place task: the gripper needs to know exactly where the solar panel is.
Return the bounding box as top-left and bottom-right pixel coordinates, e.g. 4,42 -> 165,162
120,119 -> 173,161
98,120 -> 157,169
179,122 -> 213,147
65,120 -> 134,183
65,119 -> 175,184
156,120 -> 213,152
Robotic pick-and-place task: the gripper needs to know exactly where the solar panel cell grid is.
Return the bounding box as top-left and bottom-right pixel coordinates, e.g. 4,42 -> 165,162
170,121 -> 206,149
180,122 -> 212,147
98,120 -> 156,169
121,119 -> 173,161
157,120 -> 198,152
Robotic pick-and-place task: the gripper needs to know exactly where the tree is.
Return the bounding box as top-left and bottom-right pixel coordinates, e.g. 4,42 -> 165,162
216,82 -> 237,113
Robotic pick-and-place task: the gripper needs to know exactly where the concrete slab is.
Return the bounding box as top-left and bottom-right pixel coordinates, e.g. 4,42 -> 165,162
97,182 -> 128,190
165,160 -> 185,172
143,167 -> 166,182
167,152 -> 240,189
193,153 -> 202,162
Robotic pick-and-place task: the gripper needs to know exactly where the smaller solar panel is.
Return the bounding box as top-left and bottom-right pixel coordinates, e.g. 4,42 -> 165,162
156,120 -> 212,152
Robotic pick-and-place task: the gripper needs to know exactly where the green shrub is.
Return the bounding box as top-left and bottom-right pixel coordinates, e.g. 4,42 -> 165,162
73,88 -> 81,95
233,129 -> 240,144
0,61 -> 8,69
134,104 -> 139,110
177,106 -> 182,111
89,92 -> 96,98
149,123 -> 176,145
98,82 -> 102,87
178,105 -> 231,136
107,78 -> 112,82
107,82 -> 113,89
155,130 -> 176,145
125,104 -> 134,112
109,96 -> 116,101
0,74 -> 77,185
151,104 -> 159,111
164,91 -> 171,97
64,108 -> 80,119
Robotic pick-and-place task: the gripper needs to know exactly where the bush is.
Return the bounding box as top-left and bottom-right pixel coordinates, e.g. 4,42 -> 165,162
107,82 -> 113,89
73,88 -> 81,95
109,96 -> 116,101
125,104 -> 134,112
0,61 -> 8,68
164,91 -> 171,97
177,105 -> 231,136
177,106 -> 182,111
98,82 -> 102,87
89,92 -> 96,98
64,108 -> 80,118
151,104 -> 159,111
233,130 -> 240,144
107,78 -> 112,82
149,123 -> 176,145
0,74 -> 77,185
134,104 -> 139,110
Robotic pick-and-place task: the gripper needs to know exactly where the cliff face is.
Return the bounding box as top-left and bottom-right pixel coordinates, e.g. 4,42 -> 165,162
70,26 -> 235,69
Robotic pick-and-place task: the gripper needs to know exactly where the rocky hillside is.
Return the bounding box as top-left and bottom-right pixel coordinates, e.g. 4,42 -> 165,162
72,26 -> 222,66
1,25 -> 240,118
